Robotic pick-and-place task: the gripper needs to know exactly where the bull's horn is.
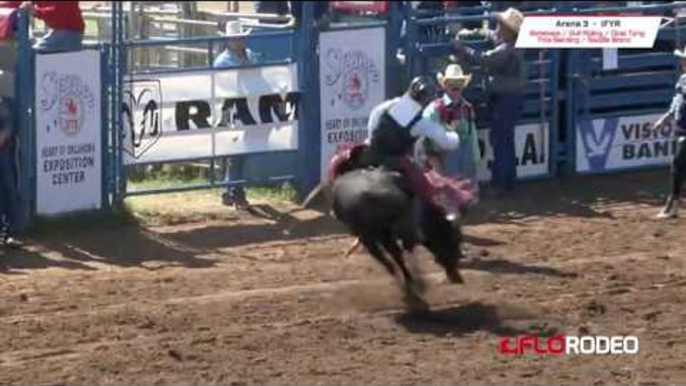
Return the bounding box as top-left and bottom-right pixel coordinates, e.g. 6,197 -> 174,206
300,182 -> 325,209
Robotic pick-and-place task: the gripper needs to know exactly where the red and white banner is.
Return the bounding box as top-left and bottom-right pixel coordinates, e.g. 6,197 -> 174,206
332,1 -> 389,13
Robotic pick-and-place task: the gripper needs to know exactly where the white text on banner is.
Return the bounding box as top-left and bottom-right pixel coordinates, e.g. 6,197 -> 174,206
35,50 -> 102,215
516,16 -> 661,48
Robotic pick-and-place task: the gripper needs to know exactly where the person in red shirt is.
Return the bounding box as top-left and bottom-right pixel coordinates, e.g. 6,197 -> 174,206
0,1 -> 83,52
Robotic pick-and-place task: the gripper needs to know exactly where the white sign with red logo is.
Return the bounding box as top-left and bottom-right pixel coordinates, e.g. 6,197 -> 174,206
36,50 -> 102,215
319,27 -> 386,182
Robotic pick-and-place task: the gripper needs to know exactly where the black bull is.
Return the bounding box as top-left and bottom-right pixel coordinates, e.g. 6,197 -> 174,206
302,147 -> 465,306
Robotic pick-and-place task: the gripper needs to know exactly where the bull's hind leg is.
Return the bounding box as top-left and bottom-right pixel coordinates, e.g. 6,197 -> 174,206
379,234 -> 415,286
379,233 -> 429,312
359,235 -> 397,278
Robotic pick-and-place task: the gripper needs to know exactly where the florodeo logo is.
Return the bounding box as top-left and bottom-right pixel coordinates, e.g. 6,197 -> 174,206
323,48 -> 380,111
500,335 -> 640,355
57,75 -> 95,137
578,117 -> 619,172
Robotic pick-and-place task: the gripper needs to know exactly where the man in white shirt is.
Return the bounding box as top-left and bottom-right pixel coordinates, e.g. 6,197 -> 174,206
366,77 -> 460,152
364,76 -> 461,209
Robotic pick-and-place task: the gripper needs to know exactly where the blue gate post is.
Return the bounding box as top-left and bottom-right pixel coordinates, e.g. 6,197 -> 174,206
100,44 -> 111,210
110,2 -> 126,208
549,48 -> 562,179
295,3 -> 320,199
386,1 -> 404,98
402,2 -> 415,84
14,9 -> 35,231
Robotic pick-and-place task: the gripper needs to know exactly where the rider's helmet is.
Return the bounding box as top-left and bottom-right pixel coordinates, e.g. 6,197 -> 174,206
408,76 -> 437,107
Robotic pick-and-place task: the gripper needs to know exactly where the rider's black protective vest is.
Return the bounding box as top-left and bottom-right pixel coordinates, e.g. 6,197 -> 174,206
369,109 -> 424,159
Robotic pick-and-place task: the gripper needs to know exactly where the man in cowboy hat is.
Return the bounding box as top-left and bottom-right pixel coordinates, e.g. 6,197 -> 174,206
451,7 -> 526,198
414,64 -> 480,215
652,45 -> 686,219
428,63 -> 480,181
214,20 -> 261,69
214,20 -> 263,210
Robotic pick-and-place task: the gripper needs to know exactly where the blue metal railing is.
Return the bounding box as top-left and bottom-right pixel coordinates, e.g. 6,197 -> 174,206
14,9 -> 33,230
110,11 -> 302,199
565,2 -> 686,176
18,1 -> 686,225
405,7 -> 561,182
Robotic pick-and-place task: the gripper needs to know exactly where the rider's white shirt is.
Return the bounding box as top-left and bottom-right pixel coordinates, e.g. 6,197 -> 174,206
366,94 -> 460,151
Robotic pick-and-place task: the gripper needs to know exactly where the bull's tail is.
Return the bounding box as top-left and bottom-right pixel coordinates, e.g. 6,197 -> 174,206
300,182 -> 325,209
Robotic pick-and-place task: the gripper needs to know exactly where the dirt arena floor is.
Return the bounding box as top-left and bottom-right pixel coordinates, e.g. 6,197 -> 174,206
1,170 -> 685,386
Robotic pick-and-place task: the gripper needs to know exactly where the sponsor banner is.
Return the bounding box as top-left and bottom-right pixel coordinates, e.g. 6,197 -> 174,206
477,123 -> 550,181
576,114 -> 678,173
123,63 -> 298,165
319,27 -> 385,182
517,16 -> 660,48
35,50 -> 102,215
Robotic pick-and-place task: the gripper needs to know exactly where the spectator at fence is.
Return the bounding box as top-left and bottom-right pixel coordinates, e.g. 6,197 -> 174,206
448,1 -> 486,31
451,7 -> 525,197
0,95 -> 20,249
253,1 -> 290,25
214,20 -> 262,210
254,1 -> 289,15
415,1 -> 445,42
653,45 -> 686,219
0,1 -> 85,53
214,20 -> 261,68
290,1 -> 330,28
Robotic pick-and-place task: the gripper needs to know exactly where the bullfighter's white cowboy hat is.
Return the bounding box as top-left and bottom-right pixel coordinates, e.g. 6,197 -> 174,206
496,7 -> 524,34
675,44 -> 686,58
221,20 -> 252,37
437,63 -> 472,89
